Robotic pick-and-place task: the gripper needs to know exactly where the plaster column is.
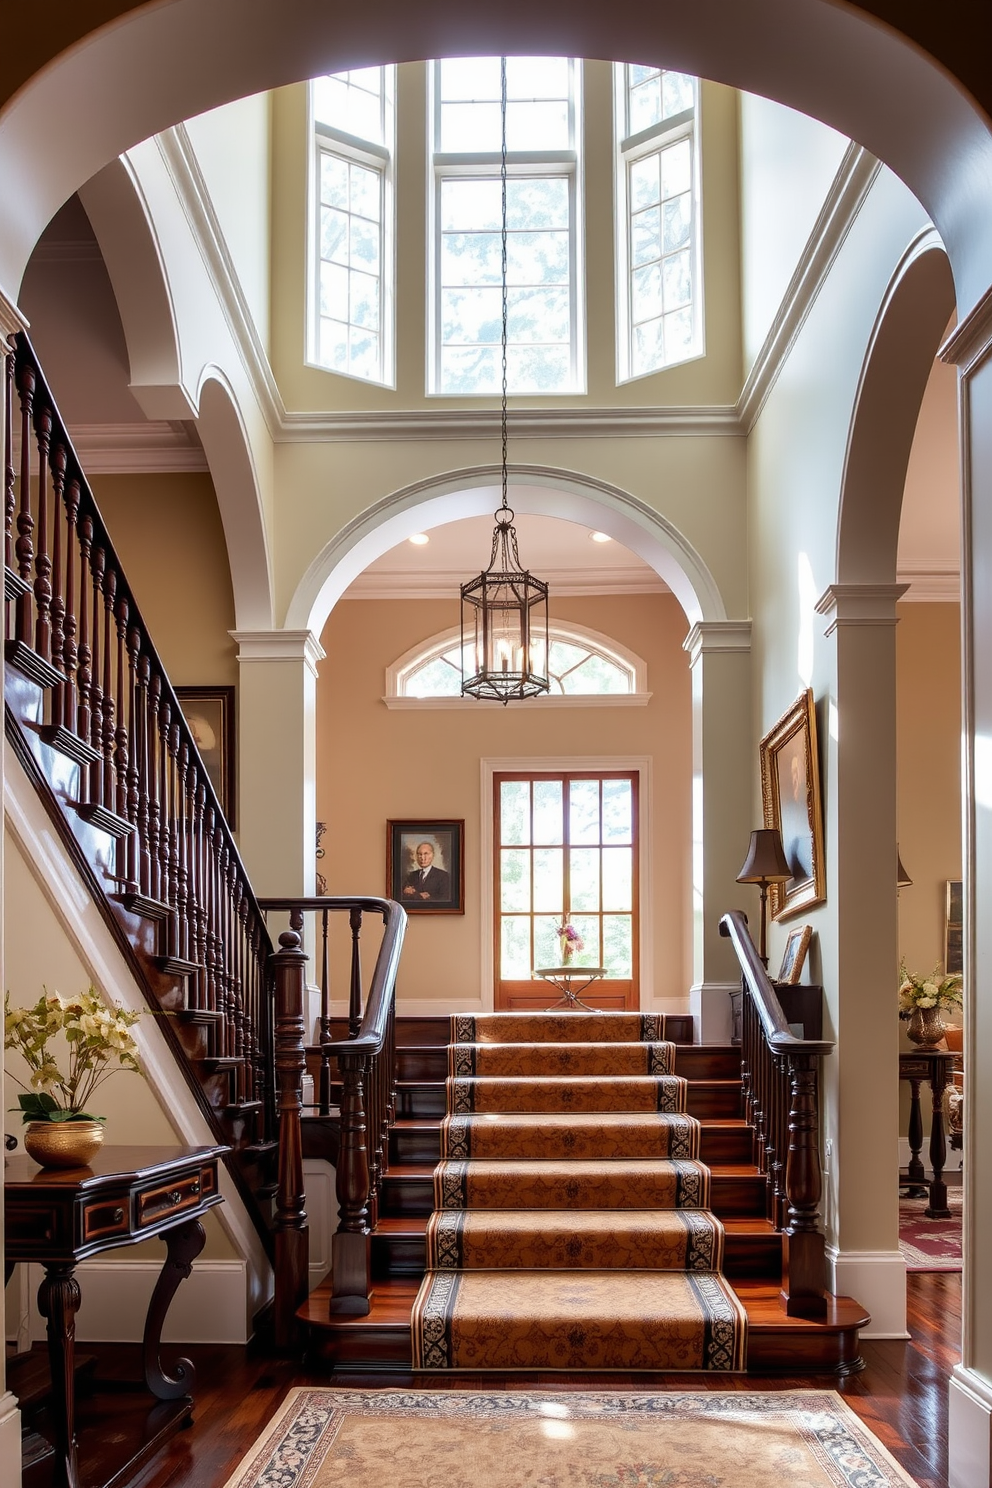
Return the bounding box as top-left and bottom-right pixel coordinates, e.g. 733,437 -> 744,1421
683,621 -> 753,1041
816,583 -> 907,1339
945,300 -> 992,1488
231,630 -> 324,899
0,292 -> 27,1487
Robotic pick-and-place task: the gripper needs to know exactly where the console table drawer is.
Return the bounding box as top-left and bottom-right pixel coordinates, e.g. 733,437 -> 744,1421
135,1163 -> 216,1229
81,1199 -> 130,1243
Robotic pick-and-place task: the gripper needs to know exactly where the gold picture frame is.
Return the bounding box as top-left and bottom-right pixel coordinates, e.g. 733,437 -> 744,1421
777,924 -> 813,984
760,688 -> 825,920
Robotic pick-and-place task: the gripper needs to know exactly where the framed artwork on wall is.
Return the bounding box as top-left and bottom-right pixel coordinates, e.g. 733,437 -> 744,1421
174,686 -> 236,827
387,819 -> 465,913
945,878 -> 963,975
777,924 -> 813,984
760,688 -> 826,920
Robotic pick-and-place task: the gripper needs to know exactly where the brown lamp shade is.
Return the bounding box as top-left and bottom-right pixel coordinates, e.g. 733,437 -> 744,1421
736,828 -> 792,885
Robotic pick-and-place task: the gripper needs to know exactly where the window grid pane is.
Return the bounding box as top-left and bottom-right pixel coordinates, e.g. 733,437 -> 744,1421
496,773 -> 637,982
317,149 -> 384,381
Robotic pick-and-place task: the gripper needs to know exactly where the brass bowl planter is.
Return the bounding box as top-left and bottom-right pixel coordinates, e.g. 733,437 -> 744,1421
23,1119 -> 105,1169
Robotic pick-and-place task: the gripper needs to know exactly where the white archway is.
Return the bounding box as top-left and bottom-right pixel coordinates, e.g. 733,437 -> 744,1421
286,465 -> 728,635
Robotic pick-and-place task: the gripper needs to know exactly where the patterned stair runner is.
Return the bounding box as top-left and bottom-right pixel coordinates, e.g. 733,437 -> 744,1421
411,1011 -> 747,1372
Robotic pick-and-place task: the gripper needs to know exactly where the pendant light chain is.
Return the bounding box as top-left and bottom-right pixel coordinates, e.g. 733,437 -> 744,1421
500,55 -> 509,513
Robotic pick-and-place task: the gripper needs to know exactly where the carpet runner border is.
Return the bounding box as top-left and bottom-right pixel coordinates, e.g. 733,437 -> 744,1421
435,1157 -> 711,1210
410,1269 -> 748,1372
447,1074 -> 687,1114
452,1012 -> 666,1045
440,1111 -> 700,1161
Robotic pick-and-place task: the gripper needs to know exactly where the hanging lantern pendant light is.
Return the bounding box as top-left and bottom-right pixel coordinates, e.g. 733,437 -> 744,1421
460,57 -> 550,705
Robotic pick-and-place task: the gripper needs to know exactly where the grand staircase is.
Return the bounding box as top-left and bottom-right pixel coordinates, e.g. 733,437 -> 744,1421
302,1011 -> 870,1375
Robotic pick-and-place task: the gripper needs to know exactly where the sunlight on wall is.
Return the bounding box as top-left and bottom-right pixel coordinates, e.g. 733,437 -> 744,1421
797,551 -> 817,688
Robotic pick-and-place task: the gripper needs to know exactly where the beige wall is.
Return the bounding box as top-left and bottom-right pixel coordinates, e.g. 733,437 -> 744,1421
895,602 -> 962,979
90,472 -> 238,689
316,592 -> 693,1009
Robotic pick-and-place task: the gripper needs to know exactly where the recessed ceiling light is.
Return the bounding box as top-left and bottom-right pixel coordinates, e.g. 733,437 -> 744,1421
408,533 -> 430,546
589,531 -> 612,543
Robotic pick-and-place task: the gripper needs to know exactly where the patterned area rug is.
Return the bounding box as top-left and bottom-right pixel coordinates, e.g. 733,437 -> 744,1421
899,1188 -> 962,1271
225,1389 -> 922,1488
411,1012 -> 746,1372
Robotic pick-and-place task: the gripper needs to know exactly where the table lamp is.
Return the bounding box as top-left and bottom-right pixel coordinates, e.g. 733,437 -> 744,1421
737,828 -> 792,965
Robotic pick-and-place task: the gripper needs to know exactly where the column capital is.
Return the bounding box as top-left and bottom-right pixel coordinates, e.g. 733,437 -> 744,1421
815,584 -> 908,636
682,620 -> 751,668
941,281 -> 992,377
230,629 -> 325,677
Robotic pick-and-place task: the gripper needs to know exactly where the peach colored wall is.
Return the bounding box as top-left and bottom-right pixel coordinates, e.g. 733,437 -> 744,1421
316,592 -> 692,1009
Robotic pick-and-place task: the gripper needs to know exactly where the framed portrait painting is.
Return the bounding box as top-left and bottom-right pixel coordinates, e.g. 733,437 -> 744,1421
174,686 -> 236,827
777,924 -> 813,985
387,820 -> 464,914
760,688 -> 825,920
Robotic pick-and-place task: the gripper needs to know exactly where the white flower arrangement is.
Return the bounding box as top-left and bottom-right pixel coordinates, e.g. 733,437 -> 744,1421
898,962 -> 962,1019
4,988 -> 142,1123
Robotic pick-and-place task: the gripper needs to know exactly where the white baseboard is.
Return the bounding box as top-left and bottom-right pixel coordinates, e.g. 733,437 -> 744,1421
689,982 -> 737,1043
827,1247 -> 908,1338
0,1391 -> 21,1488
13,1259 -> 248,1345
949,1366 -> 992,1488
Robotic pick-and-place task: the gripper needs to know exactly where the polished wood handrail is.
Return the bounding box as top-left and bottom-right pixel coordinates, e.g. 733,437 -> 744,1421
3,331 -> 276,1246
260,897 -> 406,1340
720,908 -> 832,1319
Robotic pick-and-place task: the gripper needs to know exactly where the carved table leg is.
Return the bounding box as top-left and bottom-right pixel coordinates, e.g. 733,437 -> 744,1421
37,1262 -> 81,1488
903,1076 -> 928,1198
926,1069 -> 952,1219
143,1217 -> 205,1400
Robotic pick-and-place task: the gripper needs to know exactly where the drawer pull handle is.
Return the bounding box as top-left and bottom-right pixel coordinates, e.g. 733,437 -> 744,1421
190,1180 -> 200,1195
113,1208 -> 124,1224
166,1190 -> 182,1206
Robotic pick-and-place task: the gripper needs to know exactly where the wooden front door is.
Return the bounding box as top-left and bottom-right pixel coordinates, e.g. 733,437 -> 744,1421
494,771 -> 639,1011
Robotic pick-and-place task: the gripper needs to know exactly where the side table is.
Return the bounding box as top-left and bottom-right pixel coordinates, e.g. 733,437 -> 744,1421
534,966 -> 607,1012
4,1143 -> 228,1488
898,1050 -> 955,1218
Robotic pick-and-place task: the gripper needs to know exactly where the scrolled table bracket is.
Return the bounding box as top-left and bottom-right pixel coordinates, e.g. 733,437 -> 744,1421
142,1216 -> 206,1399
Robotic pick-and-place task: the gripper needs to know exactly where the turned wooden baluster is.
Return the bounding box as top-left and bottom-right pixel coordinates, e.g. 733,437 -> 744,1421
238,895 -> 256,1101
48,441 -> 66,697
271,921 -> 309,1348
146,672 -> 164,903
134,654 -> 153,898
175,740 -> 192,963
100,567 -> 118,815
88,546 -> 105,801
203,809 -> 221,1053
14,358 -> 36,643
60,479 -> 81,736
189,778 -> 207,1011
318,908 -> 332,1115
214,829 -> 231,1055
32,401 -> 54,666
166,720 -> 183,956
331,1044 -> 373,1314
348,906 -> 363,1038
124,624 -> 142,889
229,861 -> 246,1102
75,516 -> 93,748
112,591 -> 131,871
157,695 -> 174,930
781,1052 -> 827,1318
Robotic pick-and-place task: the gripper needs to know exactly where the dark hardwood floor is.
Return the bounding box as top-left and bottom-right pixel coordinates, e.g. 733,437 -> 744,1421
16,1271 -> 960,1488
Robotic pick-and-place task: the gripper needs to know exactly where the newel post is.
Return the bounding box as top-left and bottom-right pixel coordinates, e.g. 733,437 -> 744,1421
330,1048 -> 373,1315
271,925 -> 309,1348
781,1052 -> 828,1318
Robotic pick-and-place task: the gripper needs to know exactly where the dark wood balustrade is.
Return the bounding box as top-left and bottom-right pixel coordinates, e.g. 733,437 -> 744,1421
720,909 -> 834,1318
259,897 -> 405,1346
3,330 -> 276,1246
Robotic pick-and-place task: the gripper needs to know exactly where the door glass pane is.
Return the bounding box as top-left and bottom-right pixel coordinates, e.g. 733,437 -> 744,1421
570,848 -> 600,912
602,779 -> 632,843
501,916 -> 532,978
570,914 -> 600,966
500,849 -> 531,912
534,915 -> 562,970
603,915 -> 633,977
602,848 -> 632,911
533,779 -> 563,843
569,779 -> 600,845
533,848 -> 564,913
500,780 -> 530,844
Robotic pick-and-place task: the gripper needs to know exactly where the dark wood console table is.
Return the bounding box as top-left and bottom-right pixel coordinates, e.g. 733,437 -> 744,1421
4,1144 -> 228,1488
899,1049 -> 955,1218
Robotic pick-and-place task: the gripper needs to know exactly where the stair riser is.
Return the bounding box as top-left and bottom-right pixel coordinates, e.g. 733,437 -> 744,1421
390,1085 -> 742,1121
391,1125 -> 755,1165
397,1051 -> 448,1081
380,1175 -> 770,1220
372,1232 -> 783,1281
396,1049 -> 736,1082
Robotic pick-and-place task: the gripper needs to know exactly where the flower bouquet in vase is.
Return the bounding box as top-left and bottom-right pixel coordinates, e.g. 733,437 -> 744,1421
555,922 -> 584,966
898,962 -> 962,1047
5,988 -> 142,1168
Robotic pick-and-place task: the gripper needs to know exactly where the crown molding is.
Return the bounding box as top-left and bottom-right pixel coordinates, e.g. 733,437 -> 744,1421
737,144 -> 882,433
815,583 -> 909,633
347,564 -> 668,600
230,628 -> 325,676
278,404 -> 741,442
896,563 -> 960,602
683,619 -> 752,666
31,239 -> 104,264
63,421 -> 208,473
